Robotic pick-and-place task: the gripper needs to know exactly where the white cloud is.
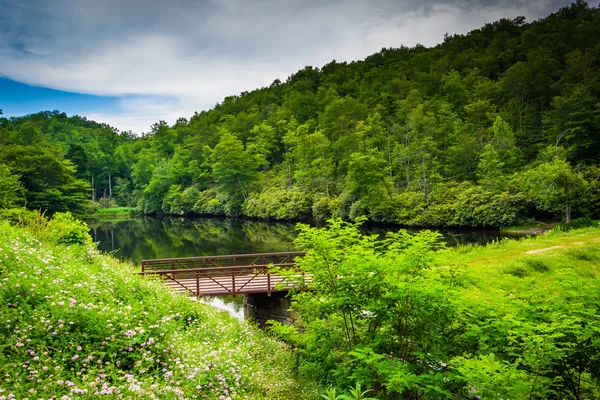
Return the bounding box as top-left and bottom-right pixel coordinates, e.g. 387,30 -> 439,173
0,0 -> 571,133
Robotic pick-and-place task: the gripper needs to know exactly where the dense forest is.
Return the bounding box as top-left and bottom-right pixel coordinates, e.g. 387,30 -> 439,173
1,1 -> 600,227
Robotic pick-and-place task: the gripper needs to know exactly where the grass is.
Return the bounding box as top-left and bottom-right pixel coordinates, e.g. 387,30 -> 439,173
0,219 -> 316,399
92,207 -> 136,216
433,226 -> 600,316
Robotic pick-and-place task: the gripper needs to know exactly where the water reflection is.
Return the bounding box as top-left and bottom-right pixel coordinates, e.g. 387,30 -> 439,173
201,296 -> 244,321
88,216 -> 520,320
88,216 -> 298,264
88,216 -> 516,264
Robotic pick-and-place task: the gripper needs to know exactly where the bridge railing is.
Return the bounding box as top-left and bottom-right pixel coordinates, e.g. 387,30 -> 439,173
139,252 -> 307,297
141,251 -> 305,272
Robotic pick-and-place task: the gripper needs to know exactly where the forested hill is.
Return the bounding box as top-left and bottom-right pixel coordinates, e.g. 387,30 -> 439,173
1,1 -> 600,227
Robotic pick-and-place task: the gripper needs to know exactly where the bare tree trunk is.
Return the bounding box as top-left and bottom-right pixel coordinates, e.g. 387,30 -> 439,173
108,171 -> 112,200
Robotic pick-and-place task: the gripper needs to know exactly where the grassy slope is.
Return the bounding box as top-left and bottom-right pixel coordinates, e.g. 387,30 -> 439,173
435,226 -> 600,321
0,221 -> 314,399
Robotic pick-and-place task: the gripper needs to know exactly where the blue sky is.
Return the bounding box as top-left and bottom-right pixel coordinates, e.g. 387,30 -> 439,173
0,0 -> 577,134
0,77 -> 118,117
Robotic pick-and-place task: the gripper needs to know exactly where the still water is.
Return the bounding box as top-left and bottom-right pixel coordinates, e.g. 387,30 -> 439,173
87,216 -> 516,319
88,216 -> 512,264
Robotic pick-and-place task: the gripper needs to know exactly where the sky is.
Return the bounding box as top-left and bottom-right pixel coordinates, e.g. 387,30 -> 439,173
0,0 -> 580,134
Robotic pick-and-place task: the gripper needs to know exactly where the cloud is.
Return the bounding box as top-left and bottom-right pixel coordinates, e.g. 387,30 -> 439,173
0,0 -> 574,133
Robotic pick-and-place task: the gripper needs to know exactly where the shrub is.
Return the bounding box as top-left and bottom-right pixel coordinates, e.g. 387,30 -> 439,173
47,212 -> 93,245
243,186 -> 312,220
193,188 -> 226,216
312,195 -> 335,221
524,257 -> 550,272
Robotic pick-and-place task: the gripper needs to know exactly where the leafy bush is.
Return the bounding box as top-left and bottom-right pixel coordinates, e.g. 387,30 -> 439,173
244,186 -> 313,220
565,216 -> 597,229
193,188 -> 226,216
312,195 -> 335,221
272,219 -> 600,398
46,212 -> 93,245
272,219 -> 450,397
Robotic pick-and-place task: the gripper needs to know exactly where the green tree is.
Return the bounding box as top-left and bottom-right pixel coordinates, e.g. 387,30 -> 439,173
522,147 -> 588,223
0,164 -> 25,208
346,150 -> 392,219
0,146 -> 89,213
209,130 -> 258,214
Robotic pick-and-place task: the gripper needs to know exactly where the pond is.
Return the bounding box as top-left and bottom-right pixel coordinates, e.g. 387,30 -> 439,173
88,216 -> 516,263
87,216 -> 521,319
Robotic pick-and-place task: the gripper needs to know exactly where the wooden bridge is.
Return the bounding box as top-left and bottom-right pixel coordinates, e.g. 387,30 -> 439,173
139,252 -> 306,297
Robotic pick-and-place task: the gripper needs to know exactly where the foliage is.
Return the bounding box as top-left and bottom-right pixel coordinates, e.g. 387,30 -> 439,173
0,164 -> 24,208
3,2 -> 600,225
0,216 -> 314,399
244,186 -> 313,220
46,212 -> 94,245
92,207 -> 136,216
522,147 -> 588,222
272,219 -> 600,398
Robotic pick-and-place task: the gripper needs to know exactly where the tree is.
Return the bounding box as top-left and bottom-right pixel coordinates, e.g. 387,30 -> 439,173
209,130 -> 258,214
477,144 -> 505,189
0,164 -> 24,208
346,150 -> 392,218
543,85 -> 600,162
522,147 -> 588,223
0,146 -> 89,213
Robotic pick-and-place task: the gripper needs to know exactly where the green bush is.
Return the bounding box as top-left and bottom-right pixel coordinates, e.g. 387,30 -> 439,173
193,188 -> 226,216
566,216 -> 597,230
312,195 -> 335,221
47,211 -> 93,245
244,186 -> 312,220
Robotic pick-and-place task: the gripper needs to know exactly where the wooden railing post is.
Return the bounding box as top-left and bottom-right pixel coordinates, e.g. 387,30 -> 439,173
267,267 -> 271,297
231,273 -> 236,298
196,271 -> 200,298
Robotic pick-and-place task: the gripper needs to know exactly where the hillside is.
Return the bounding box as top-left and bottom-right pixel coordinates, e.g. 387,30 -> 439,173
0,212 -> 311,399
1,1 -> 600,227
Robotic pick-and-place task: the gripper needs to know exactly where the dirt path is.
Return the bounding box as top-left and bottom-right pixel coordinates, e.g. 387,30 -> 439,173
525,245 -> 564,254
